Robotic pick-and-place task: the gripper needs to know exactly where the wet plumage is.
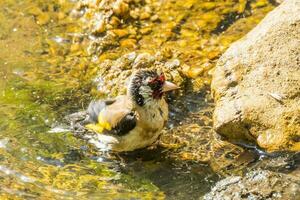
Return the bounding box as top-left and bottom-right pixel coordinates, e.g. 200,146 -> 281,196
84,70 -> 179,152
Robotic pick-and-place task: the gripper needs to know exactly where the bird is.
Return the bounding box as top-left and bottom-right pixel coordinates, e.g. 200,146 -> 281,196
84,69 -> 179,152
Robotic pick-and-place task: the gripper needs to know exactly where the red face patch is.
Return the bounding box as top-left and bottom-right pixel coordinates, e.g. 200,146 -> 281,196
149,74 -> 165,85
158,74 -> 165,82
148,74 -> 165,99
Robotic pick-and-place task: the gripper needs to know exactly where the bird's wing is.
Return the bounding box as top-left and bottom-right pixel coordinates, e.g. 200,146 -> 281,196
86,99 -> 116,123
86,96 -> 137,136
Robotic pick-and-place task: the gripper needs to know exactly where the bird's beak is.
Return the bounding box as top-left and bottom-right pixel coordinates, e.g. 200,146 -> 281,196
162,81 -> 180,92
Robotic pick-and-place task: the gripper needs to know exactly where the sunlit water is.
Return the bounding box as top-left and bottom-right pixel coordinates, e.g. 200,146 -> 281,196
0,1 -> 221,199
0,0 -> 279,199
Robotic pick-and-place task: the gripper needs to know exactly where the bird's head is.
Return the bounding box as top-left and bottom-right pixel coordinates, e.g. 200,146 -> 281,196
128,70 -> 179,106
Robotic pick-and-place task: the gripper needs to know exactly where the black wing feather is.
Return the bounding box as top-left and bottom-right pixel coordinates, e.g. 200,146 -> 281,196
109,111 -> 137,136
86,99 -> 137,136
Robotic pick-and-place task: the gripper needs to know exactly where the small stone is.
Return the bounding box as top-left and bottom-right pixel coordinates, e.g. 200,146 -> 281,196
127,26 -> 137,36
140,12 -> 151,20
120,39 -> 137,48
109,16 -> 121,27
170,70 -> 184,86
207,50 -> 220,60
161,47 -> 173,58
130,8 -> 140,19
165,59 -> 180,69
133,53 -> 154,68
181,64 -> 191,75
189,67 -> 204,79
111,29 -> 129,38
92,19 -> 106,34
257,130 -> 285,151
140,27 -> 152,35
124,52 -> 137,61
150,14 -> 159,22
112,0 -> 129,17
252,0 -> 269,8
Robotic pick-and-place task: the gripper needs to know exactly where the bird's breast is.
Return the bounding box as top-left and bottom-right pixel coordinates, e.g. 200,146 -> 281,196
136,99 -> 168,132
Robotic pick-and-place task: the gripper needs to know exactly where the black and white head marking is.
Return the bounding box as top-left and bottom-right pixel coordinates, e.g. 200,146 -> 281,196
129,70 -> 165,106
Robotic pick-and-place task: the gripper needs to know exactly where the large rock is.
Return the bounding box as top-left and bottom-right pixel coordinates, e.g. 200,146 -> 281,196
204,170 -> 300,200
211,0 -> 300,151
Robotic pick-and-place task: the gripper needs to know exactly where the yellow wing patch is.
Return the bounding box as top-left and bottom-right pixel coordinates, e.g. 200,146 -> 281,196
98,111 -> 112,131
85,123 -> 105,133
85,111 -> 112,134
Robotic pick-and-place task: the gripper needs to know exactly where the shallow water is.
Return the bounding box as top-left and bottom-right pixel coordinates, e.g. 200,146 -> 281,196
0,0 -> 276,199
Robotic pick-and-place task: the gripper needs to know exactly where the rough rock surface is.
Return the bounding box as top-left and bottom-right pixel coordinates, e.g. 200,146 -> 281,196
93,52 -> 184,97
211,0 -> 300,151
204,170 -> 300,200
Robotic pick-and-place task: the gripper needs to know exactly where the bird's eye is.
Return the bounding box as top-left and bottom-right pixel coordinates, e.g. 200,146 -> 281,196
148,77 -> 164,92
148,79 -> 155,84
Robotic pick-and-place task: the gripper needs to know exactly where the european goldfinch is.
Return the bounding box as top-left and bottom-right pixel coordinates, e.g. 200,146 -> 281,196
84,70 -> 179,152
